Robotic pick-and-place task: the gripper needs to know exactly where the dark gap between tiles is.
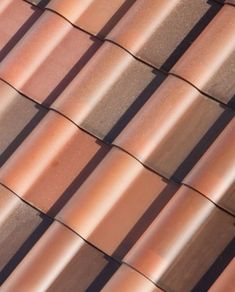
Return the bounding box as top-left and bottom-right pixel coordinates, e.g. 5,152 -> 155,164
169,73 -> 235,111
42,39 -> 102,107
23,0 -> 234,113
95,0 -> 137,38
227,94 -> 235,109
171,108 -> 234,182
103,70 -> 166,143
183,183 -> 235,218
24,0 -> 51,8
192,237 -> 235,291
0,104 -> 47,167
0,214 -> 53,284
47,141 -> 109,217
21,0 -> 234,114
0,6 -> 43,63
160,0 -> 221,72
85,257 -> 120,292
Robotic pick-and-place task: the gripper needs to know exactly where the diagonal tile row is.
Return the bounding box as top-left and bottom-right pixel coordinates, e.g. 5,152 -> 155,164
23,0 -> 235,107
0,168 -> 234,291
0,81 -> 234,291
0,1 -> 234,181
0,0 -> 234,111
0,0 -> 235,290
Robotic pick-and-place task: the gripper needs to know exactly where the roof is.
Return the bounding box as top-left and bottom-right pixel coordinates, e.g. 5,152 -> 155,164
0,0 -> 234,291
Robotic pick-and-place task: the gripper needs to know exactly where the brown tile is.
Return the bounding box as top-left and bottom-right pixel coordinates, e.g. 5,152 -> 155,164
171,5 -> 235,106
225,0 -> 235,5
46,0 -> 136,37
52,42 -> 166,142
0,184 -> 52,284
114,75 -> 234,180
0,111 -> 109,216
0,80 -> 47,167
184,119 -> 235,215
0,10 -> 101,106
0,0 -> 42,62
102,264 -> 161,292
124,186 -> 235,291
1,221 -> 119,291
108,0 -> 221,71
209,259 -> 235,292
57,147 -> 178,259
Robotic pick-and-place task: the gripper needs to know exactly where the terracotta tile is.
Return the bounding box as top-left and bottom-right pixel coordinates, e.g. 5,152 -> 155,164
171,5 -> 235,106
0,184 -> 52,284
0,80 -> 47,167
0,0 -> 42,62
108,0 -> 221,71
0,111 -> 109,216
123,186 -> 235,291
45,0 -> 136,37
102,264 -> 161,292
52,42 -> 166,142
209,259 -> 235,292
184,119 -> 235,215
0,10 -> 101,106
1,221 -> 119,291
57,147 -> 178,259
114,75 -> 234,180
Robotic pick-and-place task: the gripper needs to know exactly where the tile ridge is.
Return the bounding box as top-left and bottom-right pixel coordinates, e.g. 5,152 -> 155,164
182,183 -> 235,218
21,0 -> 234,111
1,183 -> 162,290
0,79 -> 180,187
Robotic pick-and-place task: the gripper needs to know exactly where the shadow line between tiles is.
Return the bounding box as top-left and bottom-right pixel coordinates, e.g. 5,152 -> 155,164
22,0 -> 234,111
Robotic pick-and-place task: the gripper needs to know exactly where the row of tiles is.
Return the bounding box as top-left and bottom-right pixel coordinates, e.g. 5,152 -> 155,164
0,76 -> 234,216
0,184 -> 161,292
0,179 -> 234,291
0,0 -> 235,111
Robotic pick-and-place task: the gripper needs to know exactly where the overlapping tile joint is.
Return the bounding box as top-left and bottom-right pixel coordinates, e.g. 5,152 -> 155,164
0,0 -> 234,291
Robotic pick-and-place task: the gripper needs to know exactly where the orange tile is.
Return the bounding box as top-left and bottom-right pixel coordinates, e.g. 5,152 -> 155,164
57,147 -> 178,258
171,5 -> 235,105
114,75 -> 233,180
1,221 -> 119,291
46,0 -> 136,37
124,186 -> 235,291
184,118 -> 235,215
0,184 -> 52,283
52,42 -> 166,142
0,0 -> 42,61
0,111 -> 109,216
108,0 -> 221,71
102,264 -> 161,292
0,80 -> 47,166
209,259 -> 235,292
0,10 -> 101,106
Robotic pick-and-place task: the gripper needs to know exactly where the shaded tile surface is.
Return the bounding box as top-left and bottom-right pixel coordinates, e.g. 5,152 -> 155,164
57,147 -> 179,259
0,80 -> 47,167
0,184 -> 52,284
1,221 -> 120,292
171,5 -> 235,106
0,0 -> 42,62
0,111 -> 109,216
114,75 -> 234,180
52,42 -> 166,142
0,10 -> 101,106
0,0 -> 234,290
124,186 -> 235,291
108,0 -> 222,71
